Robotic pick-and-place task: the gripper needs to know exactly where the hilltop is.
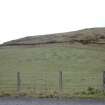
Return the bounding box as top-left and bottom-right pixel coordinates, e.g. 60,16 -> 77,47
2,27 -> 105,46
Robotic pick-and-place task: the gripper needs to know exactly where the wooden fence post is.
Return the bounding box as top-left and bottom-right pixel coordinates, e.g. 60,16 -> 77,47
103,71 -> 105,90
59,71 -> 63,91
17,72 -> 21,92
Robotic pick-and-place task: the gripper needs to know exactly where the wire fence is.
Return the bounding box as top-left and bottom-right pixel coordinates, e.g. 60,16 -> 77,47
0,71 -> 104,94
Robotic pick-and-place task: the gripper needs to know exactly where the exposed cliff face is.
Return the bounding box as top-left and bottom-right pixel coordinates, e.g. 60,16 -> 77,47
2,27 -> 105,46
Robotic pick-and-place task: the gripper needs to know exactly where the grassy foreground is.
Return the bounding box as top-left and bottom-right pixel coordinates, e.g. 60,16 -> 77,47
0,45 -> 105,98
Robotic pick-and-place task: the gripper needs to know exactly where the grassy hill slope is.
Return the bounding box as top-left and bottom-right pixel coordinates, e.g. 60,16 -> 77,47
0,27 -> 105,97
0,46 -> 104,94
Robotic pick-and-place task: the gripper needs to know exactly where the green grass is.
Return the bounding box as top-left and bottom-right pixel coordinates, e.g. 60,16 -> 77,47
0,46 -> 105,97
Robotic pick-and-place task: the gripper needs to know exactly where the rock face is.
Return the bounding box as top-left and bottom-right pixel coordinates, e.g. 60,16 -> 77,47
2,27 -> 105,46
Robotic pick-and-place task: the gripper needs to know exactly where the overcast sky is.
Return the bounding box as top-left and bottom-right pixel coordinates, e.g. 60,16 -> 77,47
0,0 -> 105,43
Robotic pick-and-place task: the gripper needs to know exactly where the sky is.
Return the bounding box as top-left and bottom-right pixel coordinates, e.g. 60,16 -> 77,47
0,0 -> 105,44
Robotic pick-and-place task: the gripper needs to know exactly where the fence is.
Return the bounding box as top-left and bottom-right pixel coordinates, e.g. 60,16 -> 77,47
0,71 -> 104,94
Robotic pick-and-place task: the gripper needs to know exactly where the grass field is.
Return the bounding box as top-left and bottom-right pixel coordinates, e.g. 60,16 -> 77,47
0,45 -> 105,97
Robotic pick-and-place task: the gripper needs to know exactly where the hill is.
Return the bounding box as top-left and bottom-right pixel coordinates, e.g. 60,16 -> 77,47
2,27 -> 105,46
0,27 -> 105,97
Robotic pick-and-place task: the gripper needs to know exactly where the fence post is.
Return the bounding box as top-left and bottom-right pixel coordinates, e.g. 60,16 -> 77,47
103,71 -> 105,90
59,71 -> 63,91
17,72 -> 21,92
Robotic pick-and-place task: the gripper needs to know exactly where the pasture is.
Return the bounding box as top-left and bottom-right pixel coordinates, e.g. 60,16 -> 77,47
0,46 -> 105,97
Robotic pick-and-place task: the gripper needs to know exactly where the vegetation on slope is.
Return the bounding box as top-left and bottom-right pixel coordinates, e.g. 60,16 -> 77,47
0,46 -> 105,97
0,27 -> 105,98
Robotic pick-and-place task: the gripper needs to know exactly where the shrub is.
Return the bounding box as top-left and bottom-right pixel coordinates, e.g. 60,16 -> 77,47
87,87 -> 97,95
